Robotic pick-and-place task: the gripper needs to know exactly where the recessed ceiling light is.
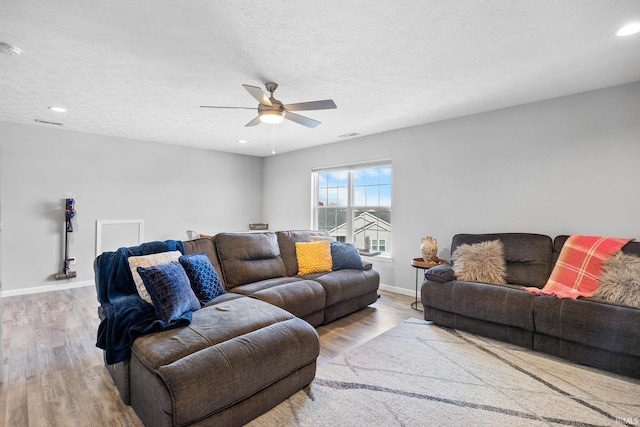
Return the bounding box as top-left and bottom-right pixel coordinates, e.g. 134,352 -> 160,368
617,22 -> 640,36
0,42 -> 21,56
48,106 -> 67,113
238,139 -> 247,144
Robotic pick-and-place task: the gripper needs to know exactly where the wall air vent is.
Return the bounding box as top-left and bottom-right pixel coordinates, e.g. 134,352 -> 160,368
34,119 -> 63,126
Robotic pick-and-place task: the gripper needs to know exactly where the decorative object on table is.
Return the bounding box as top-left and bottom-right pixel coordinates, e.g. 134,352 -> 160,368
186,230 -> 200,240
249,222 -> 268,230
420,236 -> 438,263
359,236 -> 380,256
55,198 -> 77,280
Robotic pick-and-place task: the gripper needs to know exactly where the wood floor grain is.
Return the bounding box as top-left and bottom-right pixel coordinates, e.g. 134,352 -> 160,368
0,286 -> 421,426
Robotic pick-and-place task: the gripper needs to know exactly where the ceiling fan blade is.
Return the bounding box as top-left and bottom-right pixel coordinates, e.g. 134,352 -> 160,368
243,84 -> 272,106
245,116 -> 262,127
200,105 -> 257,110
283,99 -> 337,111
284,111 -> 321,128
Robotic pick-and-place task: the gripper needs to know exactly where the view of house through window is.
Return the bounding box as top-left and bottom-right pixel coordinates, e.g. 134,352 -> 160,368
313,162 -> 392,255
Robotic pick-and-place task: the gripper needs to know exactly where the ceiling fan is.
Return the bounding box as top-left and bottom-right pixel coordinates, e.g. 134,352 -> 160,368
200,82 -> 337,128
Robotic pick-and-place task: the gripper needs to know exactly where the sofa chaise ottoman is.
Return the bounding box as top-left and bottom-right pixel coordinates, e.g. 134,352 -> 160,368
129,296 -> 318,427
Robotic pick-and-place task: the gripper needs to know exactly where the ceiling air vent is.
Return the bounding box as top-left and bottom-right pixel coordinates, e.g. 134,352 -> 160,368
0,42 -> 21,56
34,119 -> 63,126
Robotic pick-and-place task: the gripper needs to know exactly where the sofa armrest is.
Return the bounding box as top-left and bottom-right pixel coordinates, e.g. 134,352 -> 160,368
424,264 -> 455,283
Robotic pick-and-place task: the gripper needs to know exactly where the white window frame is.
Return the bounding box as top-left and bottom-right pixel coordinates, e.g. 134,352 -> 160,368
311,160 -> 392,256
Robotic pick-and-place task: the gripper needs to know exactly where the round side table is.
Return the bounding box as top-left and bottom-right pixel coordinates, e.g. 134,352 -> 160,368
411,258 -> 447,311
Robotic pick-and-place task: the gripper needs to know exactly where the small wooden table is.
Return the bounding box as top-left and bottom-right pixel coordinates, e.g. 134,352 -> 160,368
411,258 -> 448,311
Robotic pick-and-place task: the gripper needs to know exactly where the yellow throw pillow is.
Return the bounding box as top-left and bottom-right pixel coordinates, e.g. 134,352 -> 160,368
295,240 -> 333,274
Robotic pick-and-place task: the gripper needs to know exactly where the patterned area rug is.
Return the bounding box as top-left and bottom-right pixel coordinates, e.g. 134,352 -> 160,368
249,319 -> 640,426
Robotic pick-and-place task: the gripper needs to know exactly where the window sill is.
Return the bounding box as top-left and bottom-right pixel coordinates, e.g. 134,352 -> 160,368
360,253 -> 393,262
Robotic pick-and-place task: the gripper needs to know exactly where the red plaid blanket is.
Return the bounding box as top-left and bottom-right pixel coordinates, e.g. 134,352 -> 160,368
524,235 -> 634,299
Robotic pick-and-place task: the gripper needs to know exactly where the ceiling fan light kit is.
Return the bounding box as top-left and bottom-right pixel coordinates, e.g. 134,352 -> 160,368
201,82 -> 337,128
258,110 -> 285,124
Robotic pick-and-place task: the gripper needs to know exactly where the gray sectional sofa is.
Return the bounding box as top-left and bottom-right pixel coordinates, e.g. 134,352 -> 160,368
421,233 -> 640,378
96,230 -> 380,426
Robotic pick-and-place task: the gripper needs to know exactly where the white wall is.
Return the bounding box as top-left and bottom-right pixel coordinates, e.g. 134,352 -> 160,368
0,122 -> 263,293
263,81 -> 640,294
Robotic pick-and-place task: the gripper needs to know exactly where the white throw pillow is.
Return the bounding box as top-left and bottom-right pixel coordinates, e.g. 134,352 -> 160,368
128,251 -> 182,304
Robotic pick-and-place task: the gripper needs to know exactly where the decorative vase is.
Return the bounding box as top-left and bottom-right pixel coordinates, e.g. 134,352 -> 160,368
420,236 -> 438,263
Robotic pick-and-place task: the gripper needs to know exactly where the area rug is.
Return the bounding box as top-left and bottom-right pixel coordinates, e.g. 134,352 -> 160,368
249,319 -> 640,426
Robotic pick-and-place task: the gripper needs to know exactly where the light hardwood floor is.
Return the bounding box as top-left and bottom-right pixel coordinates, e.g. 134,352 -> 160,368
0,286 -> 422,426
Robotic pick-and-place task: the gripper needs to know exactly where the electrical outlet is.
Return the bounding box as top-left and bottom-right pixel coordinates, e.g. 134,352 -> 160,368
69,257 -> 76,265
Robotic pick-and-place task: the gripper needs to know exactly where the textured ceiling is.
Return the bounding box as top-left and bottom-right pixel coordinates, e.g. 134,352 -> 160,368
1,0 -> 640,157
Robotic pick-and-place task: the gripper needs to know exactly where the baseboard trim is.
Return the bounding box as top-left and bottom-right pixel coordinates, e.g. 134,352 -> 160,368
1,280 -> 95,298
2,280 -> 412,299
378,283 -> 413,297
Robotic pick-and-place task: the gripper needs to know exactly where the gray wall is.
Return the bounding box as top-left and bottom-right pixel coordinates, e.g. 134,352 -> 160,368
0,122 -> 263,292
262,81 -> 640,294
2,81 -> 639,295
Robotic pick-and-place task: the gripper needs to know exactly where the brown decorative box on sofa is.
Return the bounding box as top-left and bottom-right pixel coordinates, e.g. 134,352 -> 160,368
422,233 -> 640,378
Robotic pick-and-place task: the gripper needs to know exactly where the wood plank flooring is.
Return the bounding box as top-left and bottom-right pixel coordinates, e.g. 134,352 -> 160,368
0,287 -> 421,426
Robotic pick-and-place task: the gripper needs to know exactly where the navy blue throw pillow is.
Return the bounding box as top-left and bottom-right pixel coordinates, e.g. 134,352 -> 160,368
137,262 -> 200,323
330,242 -> 364,271
179,253 -> 226,304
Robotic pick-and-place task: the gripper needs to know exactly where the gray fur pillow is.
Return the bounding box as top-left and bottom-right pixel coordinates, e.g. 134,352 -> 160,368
451,240 -> 507,284
593,251 -> 640,308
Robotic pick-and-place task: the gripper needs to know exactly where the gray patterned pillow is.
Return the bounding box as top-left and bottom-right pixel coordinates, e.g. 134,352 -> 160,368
593,252 -> 640,308
452,240 -> 507,284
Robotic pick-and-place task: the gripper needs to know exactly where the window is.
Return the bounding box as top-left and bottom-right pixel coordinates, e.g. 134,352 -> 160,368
313,162 -> 392,255
372,239 -> 386,252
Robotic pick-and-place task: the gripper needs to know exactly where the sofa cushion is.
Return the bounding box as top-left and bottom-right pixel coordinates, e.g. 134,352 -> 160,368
137,262 -> 200,322
131,297 -> 320,426
237,280 -> 326,325
533,296 -> 640,358
330,242 -> 364,271
425,280 -> 537,332
593,251 -> 640,308
452,233 -> 553,287
312,269 -> 380,307
451,240 -> 506,284
128,250 -> 182,304
276,230 -> 333,276
295,241 -> 333,274
214,232 -> 287,288
179,253 -> 226,305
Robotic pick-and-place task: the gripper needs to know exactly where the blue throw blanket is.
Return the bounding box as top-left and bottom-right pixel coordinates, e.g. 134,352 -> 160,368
95,240 -> 189,364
